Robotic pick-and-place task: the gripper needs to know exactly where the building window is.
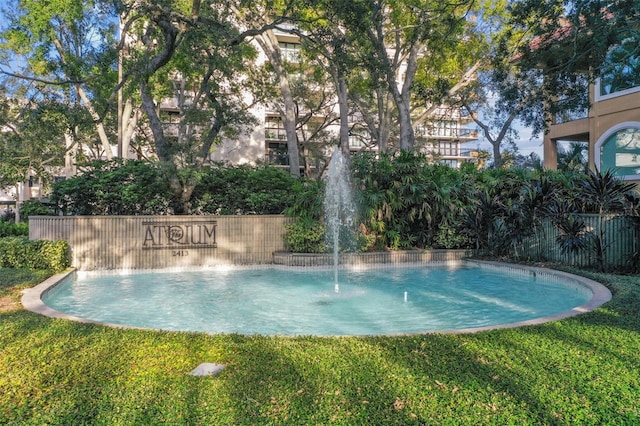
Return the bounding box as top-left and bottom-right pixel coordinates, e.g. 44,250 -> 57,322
160,111 -> 180,138
437,141 -> 458,157
595,123 -> 640,180
439,159 -> 458,168
348,128 -> 373,150
428,121 -> 457,138
265,116 -> 287,140
417,121 -> 454,138
264,116 -> 289,165
266,142 -> 289,166
160,110 -> 180,124
278,42 -> 301,62
596,41 -> 640,100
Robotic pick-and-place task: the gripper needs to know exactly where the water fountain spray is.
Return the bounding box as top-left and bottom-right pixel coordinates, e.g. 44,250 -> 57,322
323,147 -> 357,293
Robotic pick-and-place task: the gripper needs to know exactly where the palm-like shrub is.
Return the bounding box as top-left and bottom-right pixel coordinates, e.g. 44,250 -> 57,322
576,169 -> 637,214
572,169 -> 638,270
351,151 -> 469,250
554,214 -> 589,256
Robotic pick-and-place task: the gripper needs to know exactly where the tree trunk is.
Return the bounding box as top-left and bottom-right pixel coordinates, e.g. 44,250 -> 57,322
64,129 -> 76,178
140,82 -> 171,161
121,98 -> 139,159
378,90 -> 392,153
388,44 -> 419,151
492,142 -> 503,169
140,81 -> 191,214
75,84 -> 114,159
396,100 -> 415,151
256,31 -> 300,177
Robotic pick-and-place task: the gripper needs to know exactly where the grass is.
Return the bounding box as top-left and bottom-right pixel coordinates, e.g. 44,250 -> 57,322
1,267 -> 639,425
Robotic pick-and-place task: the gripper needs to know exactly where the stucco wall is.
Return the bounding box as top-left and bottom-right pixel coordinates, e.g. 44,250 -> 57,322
29,215 -> 294,270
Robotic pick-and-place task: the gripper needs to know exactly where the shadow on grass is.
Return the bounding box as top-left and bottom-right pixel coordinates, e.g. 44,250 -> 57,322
1,310 -> 209,423
2,266 -> 639,425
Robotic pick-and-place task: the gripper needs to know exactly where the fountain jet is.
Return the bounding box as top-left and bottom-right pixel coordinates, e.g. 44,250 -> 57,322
324,147 -> 357,292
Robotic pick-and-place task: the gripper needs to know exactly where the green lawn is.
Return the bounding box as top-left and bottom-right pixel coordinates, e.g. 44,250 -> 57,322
1,267 -> 638,425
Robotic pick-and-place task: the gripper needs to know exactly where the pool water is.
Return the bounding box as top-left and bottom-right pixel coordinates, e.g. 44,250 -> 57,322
43,264 -> 592,336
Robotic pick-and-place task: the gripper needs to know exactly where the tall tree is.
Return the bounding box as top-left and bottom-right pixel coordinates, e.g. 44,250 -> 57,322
225,2 -> 303,177
352,0 -> 475,151
293,0 -> 361,156
0,97 -> 69,190
461,66 -> 540,168
122,0 -> 265,212
455,0 -> 546,167
0,0 -> 120,159
253,29 -> 302,177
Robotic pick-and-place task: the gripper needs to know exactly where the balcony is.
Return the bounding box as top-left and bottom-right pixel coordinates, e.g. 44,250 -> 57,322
163,123 -> 180,138
158,94 -> 195,111
458,128 -> 479,140
417,128 -> 478,141
265,129 -> 288,140
459,148 -> 478,159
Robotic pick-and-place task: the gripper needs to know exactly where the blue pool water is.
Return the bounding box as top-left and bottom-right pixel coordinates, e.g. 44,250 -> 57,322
43,264 -> 592,336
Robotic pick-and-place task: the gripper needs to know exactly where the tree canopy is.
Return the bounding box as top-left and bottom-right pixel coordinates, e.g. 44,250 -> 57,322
504,0 -> 640,131
3,0 -> 630,207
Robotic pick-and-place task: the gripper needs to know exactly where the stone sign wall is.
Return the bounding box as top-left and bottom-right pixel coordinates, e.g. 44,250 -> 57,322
29,215 -> 294,270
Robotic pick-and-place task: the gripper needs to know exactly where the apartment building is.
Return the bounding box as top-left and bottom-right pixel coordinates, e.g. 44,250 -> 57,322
158,27 -> 479,171
415,107 -> 479,168
544,70 -> 640,183
536,15 -> 640,182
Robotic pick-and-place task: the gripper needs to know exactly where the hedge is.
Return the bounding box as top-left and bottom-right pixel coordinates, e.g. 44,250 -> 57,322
0,237 -> 70,272
0,221 -> 28,237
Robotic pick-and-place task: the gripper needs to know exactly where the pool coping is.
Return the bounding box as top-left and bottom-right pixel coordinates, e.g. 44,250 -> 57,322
21,269 -> 108,326
21,261 -> 613,335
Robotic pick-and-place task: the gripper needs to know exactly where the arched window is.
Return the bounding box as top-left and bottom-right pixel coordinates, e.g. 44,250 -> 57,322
595,123 -> 640,180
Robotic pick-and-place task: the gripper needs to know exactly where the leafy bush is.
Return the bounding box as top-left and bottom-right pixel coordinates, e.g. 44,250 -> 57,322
192,164 -> 299,215
433,224 -> 471,249
284,219 -> 326,253
283,177 -> 325,220
0,207 -> 15,222
50,160 -> 301,216
49,159 -> 171,215
0,237 -> 69,272
0,220 -> 28,237
19,199 -> 54,221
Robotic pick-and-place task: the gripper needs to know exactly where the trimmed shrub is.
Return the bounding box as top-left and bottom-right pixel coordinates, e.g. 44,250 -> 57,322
49,159 -> 171,215
0,221 -> 28,237
19,200 -> 55,221
284,219 -> 326,253
192,164 -> 299,215
0,237 -> 69,272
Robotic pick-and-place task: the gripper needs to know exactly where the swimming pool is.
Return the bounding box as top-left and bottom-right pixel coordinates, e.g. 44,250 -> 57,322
36,262 -> 607,336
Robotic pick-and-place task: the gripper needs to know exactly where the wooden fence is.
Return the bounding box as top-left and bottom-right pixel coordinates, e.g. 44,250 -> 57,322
518,214 -> 639,269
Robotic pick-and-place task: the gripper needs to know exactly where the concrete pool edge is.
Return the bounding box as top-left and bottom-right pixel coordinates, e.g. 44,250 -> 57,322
447,260 -> 613,333
21,261 -> 613,335
21,269 -> 107,326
